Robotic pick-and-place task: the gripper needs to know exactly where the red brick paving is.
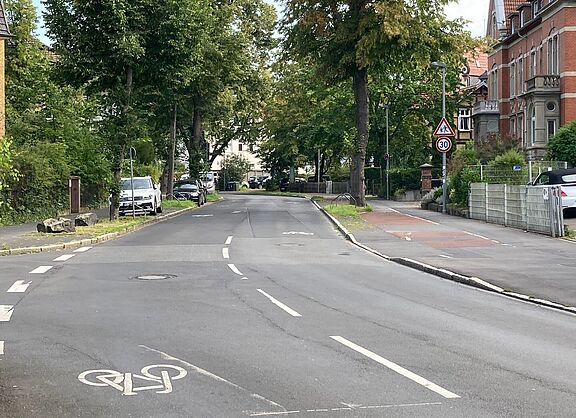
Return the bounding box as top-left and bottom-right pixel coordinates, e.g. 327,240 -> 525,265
362,212 -> 429,225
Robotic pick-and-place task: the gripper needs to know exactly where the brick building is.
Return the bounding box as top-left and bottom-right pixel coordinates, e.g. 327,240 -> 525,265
474,0 -> 576,159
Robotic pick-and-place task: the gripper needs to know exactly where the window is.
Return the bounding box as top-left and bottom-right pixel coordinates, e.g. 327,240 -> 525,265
518,57 -> 524,93
510,63 -> 516,96
548,34 -> 558,74
530,106 -> 536,145
458,109 -> 471,131
510,117 -> 516,136
518,114 -> 524,147
238,143 -> 243,151
491,67 -> 498,99
547,119 -> 556,138
532,0 -> 540,17
249,144 -> 255,152
491,12 -> 497,38
531,50 -> 537,77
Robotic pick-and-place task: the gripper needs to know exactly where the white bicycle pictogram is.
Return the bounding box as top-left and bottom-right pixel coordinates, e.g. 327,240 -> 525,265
78,364 -> 187,396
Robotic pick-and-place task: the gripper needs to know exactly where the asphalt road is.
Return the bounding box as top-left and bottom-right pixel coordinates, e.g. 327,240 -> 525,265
1,194 -> 576,417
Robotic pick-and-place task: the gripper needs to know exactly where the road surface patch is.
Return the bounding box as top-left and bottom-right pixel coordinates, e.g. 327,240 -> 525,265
422,239 -> 495,249
362,212 -> 430,225
330,336 -> 459,399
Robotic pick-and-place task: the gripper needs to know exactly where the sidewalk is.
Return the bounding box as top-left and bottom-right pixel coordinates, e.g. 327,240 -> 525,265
333,198 -> 576,310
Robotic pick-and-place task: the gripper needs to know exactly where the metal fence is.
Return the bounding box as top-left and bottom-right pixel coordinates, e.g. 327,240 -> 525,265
464,161 -> 569,185
469,183 -> 564,237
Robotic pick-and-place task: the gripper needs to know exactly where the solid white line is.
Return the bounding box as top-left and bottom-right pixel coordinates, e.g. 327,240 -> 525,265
222,248 -> 230,259
225,235 -> 233,245
227,264 -> 243,276
249,402 -> 442,416
53,254 -> 76,262
0,341 -> 4,354
7,280 -> 31,293
29,266 -> 53,274
463,231 -> 491,240
0,305 -> 14,322
257,289 -> 302,317
403,213 -> 439,225
388,207 -> 400,213
330,336 -> 460,399
73,246 -> 92,253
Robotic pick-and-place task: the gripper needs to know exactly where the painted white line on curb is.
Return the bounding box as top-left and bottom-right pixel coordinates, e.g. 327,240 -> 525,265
53,254 -> 76,262
7,280 -> 31,293
330,336 -> 460,399
0,341 -> 4,355
29,266 -> 53,274
73,246 -> 92,253
222,248 -> 230,259
227,264 -> 243,276
257,289 -> 302,317
225,236 -> 233,245
0,305 -> 14,322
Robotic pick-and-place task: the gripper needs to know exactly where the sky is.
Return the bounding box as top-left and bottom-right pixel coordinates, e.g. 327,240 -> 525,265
30,0 -> 489,44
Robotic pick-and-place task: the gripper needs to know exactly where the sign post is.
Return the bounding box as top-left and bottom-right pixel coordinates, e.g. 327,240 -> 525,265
433,117 -> 455,214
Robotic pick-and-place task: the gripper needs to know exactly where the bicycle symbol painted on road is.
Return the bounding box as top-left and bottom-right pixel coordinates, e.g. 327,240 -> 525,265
78,364 -> 187,396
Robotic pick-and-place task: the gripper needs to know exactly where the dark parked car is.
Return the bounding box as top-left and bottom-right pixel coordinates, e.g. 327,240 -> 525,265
279,178 -> 289,192
248,176 -> 260,189
173,180 -> 206,205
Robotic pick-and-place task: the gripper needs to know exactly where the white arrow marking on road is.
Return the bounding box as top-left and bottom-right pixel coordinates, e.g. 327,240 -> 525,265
222,248 -> 230,259
73,246 -> 92,253
225,235 -> 233,245
29,266 -> 53,274
227,264 -> 243,276
282,231 -> 314,236
330,336 -> 460,399
0,305 -> 14,322
0,341 -> 4,355
7,280 -> 31,293
257,289 -> 302,317
53,254 -> 76,262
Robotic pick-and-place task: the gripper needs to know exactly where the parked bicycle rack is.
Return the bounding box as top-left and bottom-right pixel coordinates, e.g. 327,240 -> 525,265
331,193 -> 357,206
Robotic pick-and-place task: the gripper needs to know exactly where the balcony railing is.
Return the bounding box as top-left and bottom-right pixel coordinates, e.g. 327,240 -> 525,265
525,75 -> 560,93
472,100 -> 499,115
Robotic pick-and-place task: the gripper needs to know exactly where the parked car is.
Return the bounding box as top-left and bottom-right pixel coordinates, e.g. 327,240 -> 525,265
173,179 -> 206,205
307,175 -> 331,182
279,178 -> 289,192
248,176 -> 260,189
530,168 -> 576,212
200,172 -> 217,193
119,176 -> 162,216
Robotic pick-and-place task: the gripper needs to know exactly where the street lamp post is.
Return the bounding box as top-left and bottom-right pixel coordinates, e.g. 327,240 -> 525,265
384,105 -> 390,200
432,61 -> 447,214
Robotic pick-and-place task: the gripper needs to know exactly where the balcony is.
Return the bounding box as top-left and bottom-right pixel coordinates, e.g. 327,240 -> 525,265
472,100 -> 499,116
524,75 -> 560,93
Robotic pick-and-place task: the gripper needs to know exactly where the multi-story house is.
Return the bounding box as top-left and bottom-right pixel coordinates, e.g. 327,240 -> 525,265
210,139 -> 267,179
457,52 -> 489,146
474,0 -> 575,160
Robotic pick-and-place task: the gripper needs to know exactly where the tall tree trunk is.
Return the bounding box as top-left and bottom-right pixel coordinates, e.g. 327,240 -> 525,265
186,99 -> 203,178
167,103 -> 177,197
109,66 -> 134,220
351,66 -> 369,206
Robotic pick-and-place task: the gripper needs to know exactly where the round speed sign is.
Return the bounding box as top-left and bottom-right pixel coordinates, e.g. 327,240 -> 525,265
435,137 -> 452,153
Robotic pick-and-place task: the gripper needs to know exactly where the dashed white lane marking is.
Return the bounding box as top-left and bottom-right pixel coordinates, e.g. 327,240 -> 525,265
241,277 -> 248,280
222,248 -> 230,259
7,280 -> 31,293
227,264 -> 243,276
0,341 -> 4,355
225,236 -> 233,245
73,246 -> 92,253
250,402 -> 442,416
257,289 -> 302,317
232,210 -> 243,214
139,345 -> 285,410
282,231 -> 314,236
29,266 -> 53,274
439,255 -> 452,259
53,254 -> 76,262
0,305 -> 14,322
387,208 -> 439,225
330,336 -> 460,399
192,214 -> 213,217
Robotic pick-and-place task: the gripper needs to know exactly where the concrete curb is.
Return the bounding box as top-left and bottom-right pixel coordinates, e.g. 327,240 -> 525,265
311,199 -> 576,315
0,205 -> 200,257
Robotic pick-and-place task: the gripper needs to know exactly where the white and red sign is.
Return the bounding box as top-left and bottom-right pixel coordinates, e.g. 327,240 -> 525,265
435,137 -> 452,153
433,117 -> 455,137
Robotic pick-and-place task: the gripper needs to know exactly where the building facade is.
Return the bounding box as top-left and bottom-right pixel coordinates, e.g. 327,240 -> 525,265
475,0 -> 576,159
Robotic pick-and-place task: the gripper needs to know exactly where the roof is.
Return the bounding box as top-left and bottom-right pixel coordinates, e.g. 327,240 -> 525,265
465,52 -> 488,77
505,0 -> 527,18
0,1 -> 12,39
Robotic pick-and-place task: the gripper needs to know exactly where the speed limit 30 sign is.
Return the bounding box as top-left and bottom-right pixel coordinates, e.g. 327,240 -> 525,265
435,137 -> 452,153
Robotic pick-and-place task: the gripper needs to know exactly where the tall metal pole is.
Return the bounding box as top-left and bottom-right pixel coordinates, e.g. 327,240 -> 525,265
441,66 -> 447,214
385,105 -> 390,200
129,147 -> 135,219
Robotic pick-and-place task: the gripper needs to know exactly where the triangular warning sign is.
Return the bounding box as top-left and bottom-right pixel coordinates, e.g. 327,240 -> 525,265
433,117 -> 455,137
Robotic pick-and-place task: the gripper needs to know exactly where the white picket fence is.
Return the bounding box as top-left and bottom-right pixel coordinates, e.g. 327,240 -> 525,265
469,183 -> 564,237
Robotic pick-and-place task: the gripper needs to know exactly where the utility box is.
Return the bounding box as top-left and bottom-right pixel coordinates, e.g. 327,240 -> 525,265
69,176 -> 81,214
420,163 -> 433,193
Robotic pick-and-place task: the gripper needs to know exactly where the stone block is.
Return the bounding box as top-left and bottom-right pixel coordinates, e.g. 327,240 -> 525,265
75,212 -> 98,226
37,217 -> 76,233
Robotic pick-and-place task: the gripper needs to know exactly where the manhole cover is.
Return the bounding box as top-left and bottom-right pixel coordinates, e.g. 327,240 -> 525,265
132,274 -> 177,281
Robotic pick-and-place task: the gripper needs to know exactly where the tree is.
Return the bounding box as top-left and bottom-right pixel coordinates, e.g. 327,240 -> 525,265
218,154 -> 251,187
547,120 -> 576,166
284,0 -> 474,205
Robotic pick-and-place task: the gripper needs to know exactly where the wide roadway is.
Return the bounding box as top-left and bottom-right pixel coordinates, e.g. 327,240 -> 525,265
1,194 -> 576,417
